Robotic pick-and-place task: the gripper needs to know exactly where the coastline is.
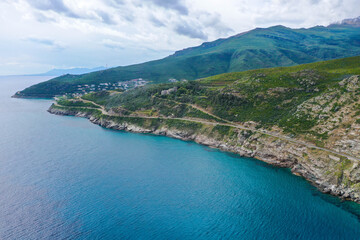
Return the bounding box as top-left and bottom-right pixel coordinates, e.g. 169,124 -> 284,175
11,93 -> 53,99
48,104 -> 360,204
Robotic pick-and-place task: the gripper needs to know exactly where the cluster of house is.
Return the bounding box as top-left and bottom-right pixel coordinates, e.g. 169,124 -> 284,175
69,78 -> 188,97
73,78 -> 148,96
168,78 -> 188,83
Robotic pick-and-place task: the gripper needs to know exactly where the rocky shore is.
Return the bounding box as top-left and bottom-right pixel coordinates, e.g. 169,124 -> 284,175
48,105 -> 360,203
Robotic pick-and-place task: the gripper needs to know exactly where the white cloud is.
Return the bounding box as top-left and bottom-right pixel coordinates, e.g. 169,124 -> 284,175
101,39 -> 124,49
0,0 -> 359,75
24,37 -> 65,50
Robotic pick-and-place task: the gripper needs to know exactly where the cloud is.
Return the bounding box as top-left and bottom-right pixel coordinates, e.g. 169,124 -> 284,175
24,0 -> 124,25
309,0 -> 321,4
106,0 -> 124,7
1,0 -> 360,75
28,0 -> 79,18
146,0 -> 188,15
26,37 -> 54,46
25,37 -> 64,50
96,10 -> 117,25
102,39 -> 124,50
104,0 -> 135,22
174,22 -> 207,40
199,12 -> 233,35
149,15 -> 165,27
33,12 -> 56,22
254,16 -> 305,26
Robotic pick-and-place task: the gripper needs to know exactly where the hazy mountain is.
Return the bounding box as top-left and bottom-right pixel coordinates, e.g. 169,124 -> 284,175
34,67 -> 107,76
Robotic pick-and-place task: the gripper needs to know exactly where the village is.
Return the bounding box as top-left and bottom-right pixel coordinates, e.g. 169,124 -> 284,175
71,78 -> 148,97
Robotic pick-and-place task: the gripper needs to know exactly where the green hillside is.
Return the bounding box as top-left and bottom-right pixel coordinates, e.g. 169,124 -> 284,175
16,25 -> 360,98
76,56 -> 360,134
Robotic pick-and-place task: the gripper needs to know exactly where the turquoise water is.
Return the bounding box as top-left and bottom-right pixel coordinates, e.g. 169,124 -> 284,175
1,76 -> 360,239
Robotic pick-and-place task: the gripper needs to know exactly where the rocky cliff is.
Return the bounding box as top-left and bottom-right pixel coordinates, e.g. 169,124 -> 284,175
48,104 -> 360,203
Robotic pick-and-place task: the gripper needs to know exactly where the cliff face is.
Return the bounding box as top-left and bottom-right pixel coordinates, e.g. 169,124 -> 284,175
330,16 -> 360,27
292,76 -> 360,157
48,105 -> 360,203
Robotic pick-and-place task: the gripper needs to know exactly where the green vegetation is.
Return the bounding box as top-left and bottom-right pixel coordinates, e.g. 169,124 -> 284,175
17,25 -> 360,98
77,56 -> 360,136
52,103 -> 209,136
57,99 -> 100,108
335,157 -> 354,185
212,125 -> 231,135
50,55 -> 360,142
51,105 -> 103,117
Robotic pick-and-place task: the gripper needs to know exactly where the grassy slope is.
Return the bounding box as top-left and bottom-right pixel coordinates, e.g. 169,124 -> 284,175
79,56 -> 360,136
18,25 -> 360,97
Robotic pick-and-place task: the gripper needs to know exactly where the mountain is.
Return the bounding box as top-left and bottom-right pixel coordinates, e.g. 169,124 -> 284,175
48,56 -> 360,203
32,66 -> 107,76
41,67 -> 107,76
330,16 -> 360,27
15,21 -> 360,98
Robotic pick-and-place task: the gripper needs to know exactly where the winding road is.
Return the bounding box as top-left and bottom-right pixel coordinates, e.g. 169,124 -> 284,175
70,97 -> 360,162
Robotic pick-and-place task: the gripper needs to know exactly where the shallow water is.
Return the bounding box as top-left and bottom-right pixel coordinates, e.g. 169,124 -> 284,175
1,76 -> 360,239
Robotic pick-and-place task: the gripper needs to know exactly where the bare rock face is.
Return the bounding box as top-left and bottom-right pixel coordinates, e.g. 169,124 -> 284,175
339,75 -> 359,91
161,87 -> 178,96
339,16 -> 360,27
329,16 -> 360,27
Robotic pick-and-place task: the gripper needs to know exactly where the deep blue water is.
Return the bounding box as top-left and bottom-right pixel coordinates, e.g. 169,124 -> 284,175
1,76 -> 360,239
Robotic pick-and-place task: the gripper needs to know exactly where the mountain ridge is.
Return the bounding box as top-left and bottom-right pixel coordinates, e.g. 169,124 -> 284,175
329,16 -> 360,27
15,19 -> 360,98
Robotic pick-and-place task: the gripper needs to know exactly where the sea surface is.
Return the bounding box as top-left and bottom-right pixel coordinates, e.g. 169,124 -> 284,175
1,76 -> 360,239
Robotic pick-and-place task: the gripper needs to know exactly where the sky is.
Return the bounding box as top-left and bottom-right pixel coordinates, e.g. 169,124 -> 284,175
0,0 -> 359,75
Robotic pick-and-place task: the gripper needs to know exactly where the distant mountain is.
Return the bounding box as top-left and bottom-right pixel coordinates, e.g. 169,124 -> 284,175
16,19 -> 360,98
34,67 -> 107,76
329,16 -> 360,27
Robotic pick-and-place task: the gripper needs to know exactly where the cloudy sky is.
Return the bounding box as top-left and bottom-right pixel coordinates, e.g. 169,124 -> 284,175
0,0 -> 359,75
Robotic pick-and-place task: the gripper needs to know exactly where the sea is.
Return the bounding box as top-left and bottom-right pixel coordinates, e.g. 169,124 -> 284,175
1,76 -> 360,239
